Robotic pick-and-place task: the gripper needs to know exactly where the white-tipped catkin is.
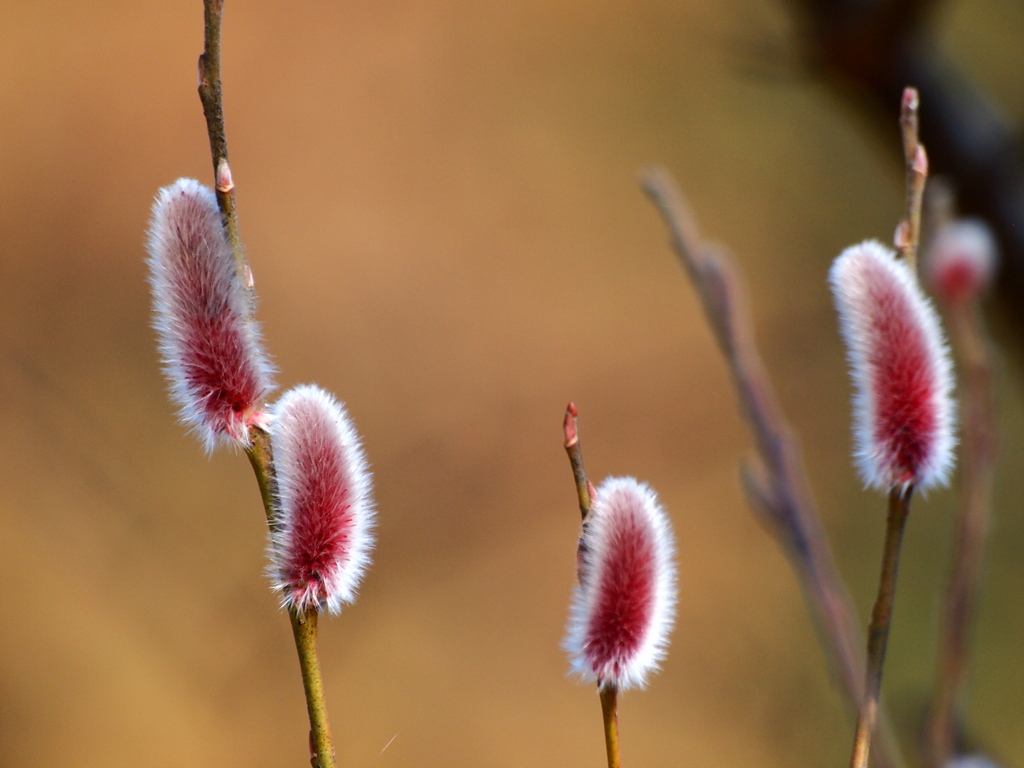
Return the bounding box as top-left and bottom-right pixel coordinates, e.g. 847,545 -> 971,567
830,240 -> 956,492
146,179 -> 274,450
924,219 -> 998,304
269,385 -> 375,615
564,477 -> 676,690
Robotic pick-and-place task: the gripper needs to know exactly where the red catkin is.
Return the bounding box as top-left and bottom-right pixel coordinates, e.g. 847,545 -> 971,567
924,219 -> 998,305
269,385 -> 374,614
830,240 -> 956,492
564,477 -> 676,690
146,179 -> 274,450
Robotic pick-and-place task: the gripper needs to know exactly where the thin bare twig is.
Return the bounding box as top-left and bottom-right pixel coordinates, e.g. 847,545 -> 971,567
197,4 -> 337,766
291,610 -> 338,768
896,87 -> 929,270
562,405 -> 620,768
927,298 -> 998,768
849,486 -> 914,768
849,87 -> 930,768
790,0 -> 1024,337
641,167 -> 905,768
599,685 -> 622,768
197,0 -> 248,295
563,402 -> 596,522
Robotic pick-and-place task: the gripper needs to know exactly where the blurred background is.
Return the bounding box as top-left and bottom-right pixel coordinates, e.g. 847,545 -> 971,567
0,1 -> 1021,767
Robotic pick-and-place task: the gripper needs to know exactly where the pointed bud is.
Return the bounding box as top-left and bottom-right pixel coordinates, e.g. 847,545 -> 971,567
146,179 -> 274,450
564,477 -> 676,690
924,219 -> 998,304
216,159 -> 235,194
269,385 -> 375,614
830,240 -> 956,491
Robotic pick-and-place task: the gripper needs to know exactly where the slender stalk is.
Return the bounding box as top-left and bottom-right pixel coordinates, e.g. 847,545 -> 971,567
642,168 -> 904,768
599,685 -> 622,768
849,487 -> 913,768
927,300 -> 998,768
563,402 -> 595,521
896,87 -> 928,271
246,428 -> 277,527
563,405 -> 622,768
196,2 -> 338,763
197,0 -> 248,290
291,610 -> 338,768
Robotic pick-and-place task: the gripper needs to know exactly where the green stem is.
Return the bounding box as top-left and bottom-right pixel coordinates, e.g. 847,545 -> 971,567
599,685 -> 621,768
245,428 -> 277,527
291,610 -> 337,768
849,486 -> 913,768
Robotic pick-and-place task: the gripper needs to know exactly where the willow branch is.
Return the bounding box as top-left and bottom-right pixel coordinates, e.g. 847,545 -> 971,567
927,299 -> 998,767
790,0 -> 1024,337
895,87 -> 928,270
599,685 -> 622,768
563,402 -> 596,522
641,167 -> 904,768
563,407 -> 622,767
197,0 -> 250,311
563,403 -> 598,583
849,487 -> 913,768
197,4 -> 337,766
291,610 -> 338,768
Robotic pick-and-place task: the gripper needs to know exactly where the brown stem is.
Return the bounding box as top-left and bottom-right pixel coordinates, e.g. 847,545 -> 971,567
198,0 -> 251,313
599,685 -> 621,768
291,610 -> 338,768
248,436 -> 337,765
791,0 -> 1024,343
896,87 -> 929,270
562,407 -> 622,766
196,3 -> 338,763
563,403 -> 599,585
849,486 -> 913,768
641,168 -> 905,768
927,300 -> 998,768
563,402 -> 595,522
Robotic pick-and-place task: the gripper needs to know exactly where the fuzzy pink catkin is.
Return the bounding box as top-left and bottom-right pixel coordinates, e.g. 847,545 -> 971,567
924,219 -> 998,304
146,179 -> 273,450
830,240 -> 956,492
564,477 -> 676,690
269,385 -> 374,615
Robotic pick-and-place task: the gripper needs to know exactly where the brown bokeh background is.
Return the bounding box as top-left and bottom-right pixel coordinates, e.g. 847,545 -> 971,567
1,2 -> 1022,767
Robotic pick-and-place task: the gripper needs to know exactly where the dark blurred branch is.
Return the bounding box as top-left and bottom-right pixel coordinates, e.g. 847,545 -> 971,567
641,167 -> 905,768
927,298 -> 999,768
791,0 -> 1024,334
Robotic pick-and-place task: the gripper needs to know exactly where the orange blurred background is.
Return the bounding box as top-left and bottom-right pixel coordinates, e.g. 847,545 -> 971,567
1,2 -> 1022,767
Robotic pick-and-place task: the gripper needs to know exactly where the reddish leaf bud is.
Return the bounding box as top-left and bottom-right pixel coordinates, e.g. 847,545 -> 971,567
830,241 -> 956,492
564,477 -> 676,690
924,219 -> 998,304
146,179 -> 274,450
269,385 -> 375,614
